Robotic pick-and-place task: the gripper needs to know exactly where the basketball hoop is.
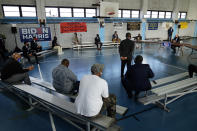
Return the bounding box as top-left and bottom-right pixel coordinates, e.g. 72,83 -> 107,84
108,12 -> 115,15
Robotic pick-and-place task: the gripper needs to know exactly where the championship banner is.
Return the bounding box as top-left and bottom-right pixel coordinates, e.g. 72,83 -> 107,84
19,27 -> 51,42
60,22 -> 87,33
127,22 -> 140,31
148,22 -> 158,30
180,22 -> 188,29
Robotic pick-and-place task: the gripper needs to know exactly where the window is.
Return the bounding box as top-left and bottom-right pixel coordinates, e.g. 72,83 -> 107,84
151,11 -> 158,18
60,8 -> 72,17
73,8 -> 84,17
132,10 -> 139,18
180,12 -> 186,19
122,10 -> 130,18
165,12 -> 172,18
45,8 -> 58,17
158,12 -> 165,19
3,6 -> 20,17
118,10 -> 122,18
144,11 -> 151,18
21,7 -> 36,17
178,13 -> 181,19
86,9 -> 96,17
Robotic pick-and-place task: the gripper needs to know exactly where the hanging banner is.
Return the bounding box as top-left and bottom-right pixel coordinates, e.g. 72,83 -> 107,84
19,27 -> 51,42
60,22 -> 87,33
180,22 -> 188,29
148,22 -> 158,30
127,22 -> 140,31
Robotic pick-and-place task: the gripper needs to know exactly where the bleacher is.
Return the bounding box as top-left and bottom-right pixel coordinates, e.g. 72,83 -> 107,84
72,41 -> 120,50
139,72 -> 197,112
0,81 -> 120,131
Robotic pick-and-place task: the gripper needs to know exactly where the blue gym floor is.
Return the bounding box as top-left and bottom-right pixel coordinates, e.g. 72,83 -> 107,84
1,38 -> 197,131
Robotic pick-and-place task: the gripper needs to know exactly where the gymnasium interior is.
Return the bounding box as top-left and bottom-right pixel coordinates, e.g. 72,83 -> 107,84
0,0 -> 197,131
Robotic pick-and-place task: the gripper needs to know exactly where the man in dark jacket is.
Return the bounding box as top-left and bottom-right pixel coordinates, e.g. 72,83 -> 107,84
0,38 -> 9,61
168,27 -> 173,41
188,64 -> 197,78
119,32 -> 135,78
30,37 -> 42,52
123,55 -> 154,100
0,53 -> 34,85
95,34 -> 103,50
22,41 -> 39,64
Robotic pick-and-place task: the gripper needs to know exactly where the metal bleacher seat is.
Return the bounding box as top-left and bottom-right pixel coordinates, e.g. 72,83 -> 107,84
0,81 -> 120,131
139,72 -> 197,112
30,76 -> 128,116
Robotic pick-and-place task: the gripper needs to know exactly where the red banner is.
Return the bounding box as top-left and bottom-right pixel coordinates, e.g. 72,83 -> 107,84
60,22 -> 87,33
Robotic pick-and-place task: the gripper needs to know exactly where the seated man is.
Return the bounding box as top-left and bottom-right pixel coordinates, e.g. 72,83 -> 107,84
72,33 -> 80,45
171,34 -> 180,53
52,36 -> 63,55
0,53 -> 34,85
112,31 -> 121,43
0,38 -> 9,61
22,41 -> 39,64
95,34 -> 103,50
75,64 -> 116,118
122,55 -> 154,100
136,34 -> 142,41
52,58 -> 79,95
30,37 -> 42,52
188,64 -> 197,78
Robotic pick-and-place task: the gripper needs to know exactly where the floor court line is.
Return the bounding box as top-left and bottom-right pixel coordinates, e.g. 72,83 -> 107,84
161,62 -> 187,71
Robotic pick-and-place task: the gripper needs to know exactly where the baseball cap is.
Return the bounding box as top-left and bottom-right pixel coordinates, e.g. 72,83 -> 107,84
91,63 -> 104,74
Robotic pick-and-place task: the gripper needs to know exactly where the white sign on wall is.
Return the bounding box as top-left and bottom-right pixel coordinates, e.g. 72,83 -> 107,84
162,22 -> 173,30
113,22 -> 123,29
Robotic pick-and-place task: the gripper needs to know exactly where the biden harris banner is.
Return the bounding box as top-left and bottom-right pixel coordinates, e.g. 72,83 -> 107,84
19,27 -> 51,42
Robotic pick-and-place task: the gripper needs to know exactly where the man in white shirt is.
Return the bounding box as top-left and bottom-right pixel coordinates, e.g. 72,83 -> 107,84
75,64 -> 116,118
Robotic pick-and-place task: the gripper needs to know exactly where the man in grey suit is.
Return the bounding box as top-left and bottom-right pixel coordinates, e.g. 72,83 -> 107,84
52,58 -> 79,95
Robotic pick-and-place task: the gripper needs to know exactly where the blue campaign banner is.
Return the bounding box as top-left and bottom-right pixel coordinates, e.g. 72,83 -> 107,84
19,27 -> 51,42
162,42 -> 171,47
148,22 -> 158,30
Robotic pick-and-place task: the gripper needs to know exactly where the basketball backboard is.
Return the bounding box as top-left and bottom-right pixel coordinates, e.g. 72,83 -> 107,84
99,2 -> 119,18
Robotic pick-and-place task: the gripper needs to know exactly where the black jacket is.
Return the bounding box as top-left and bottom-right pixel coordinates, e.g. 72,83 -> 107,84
173,36 -> 180,43
168,28 -> 173,35
22,45 -> 31,56
119,39 -> 135,60
95,36 -> 101,44
31,40 -> 38,50
0,58 -> 29,80
52,39 -> 58,48
125,63 -> 154,91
